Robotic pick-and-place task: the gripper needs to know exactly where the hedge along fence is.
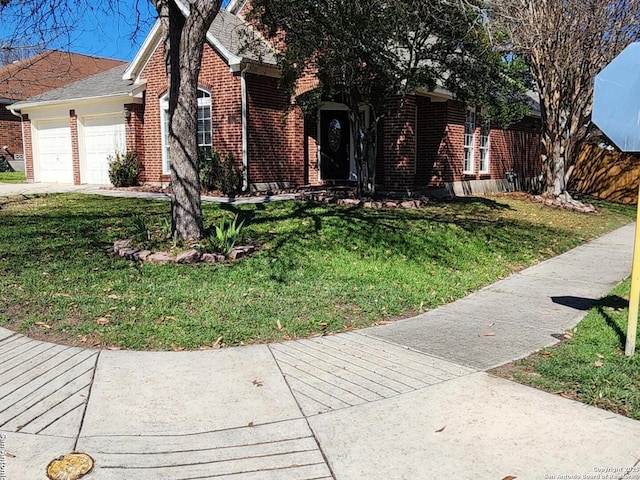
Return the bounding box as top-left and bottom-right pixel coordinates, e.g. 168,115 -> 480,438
569,144 -> 640,205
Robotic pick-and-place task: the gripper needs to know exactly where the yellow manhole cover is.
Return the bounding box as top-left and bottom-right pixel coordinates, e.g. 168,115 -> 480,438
46,452 -> 94,480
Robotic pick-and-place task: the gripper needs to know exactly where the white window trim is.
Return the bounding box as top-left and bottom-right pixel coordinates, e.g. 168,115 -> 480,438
479,117 -> 490,174
463,107 -> 476,174
160,95 -> 170,175
160,88 -> 212,175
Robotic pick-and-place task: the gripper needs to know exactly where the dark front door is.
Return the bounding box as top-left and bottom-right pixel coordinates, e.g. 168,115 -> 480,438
320,110 -> 350,180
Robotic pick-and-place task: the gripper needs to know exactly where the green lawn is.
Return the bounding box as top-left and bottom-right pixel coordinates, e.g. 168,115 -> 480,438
0,193 -> 635,350
0,171 -> 26,183
492,279 -> 640,420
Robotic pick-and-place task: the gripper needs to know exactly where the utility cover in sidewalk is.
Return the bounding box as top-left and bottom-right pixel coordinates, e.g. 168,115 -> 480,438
593,42 -> 640,152
46,452 -> 94,480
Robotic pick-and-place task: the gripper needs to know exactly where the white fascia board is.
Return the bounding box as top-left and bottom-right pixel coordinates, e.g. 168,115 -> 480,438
11,93 -> 143,113
123,21 -> 162,82
415,86 -> 453,101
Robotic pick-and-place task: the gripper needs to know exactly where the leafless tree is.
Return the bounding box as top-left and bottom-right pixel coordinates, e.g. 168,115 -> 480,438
489,0 -> 640,197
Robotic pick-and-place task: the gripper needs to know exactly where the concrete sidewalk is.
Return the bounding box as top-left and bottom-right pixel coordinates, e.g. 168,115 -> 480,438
0,182 -> 300,204
0,186 -> 639,478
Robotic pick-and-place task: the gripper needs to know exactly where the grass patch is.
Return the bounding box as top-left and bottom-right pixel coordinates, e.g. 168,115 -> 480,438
0,192 -> 635,350
492,278 -> 640,420
0,171 -> 26,183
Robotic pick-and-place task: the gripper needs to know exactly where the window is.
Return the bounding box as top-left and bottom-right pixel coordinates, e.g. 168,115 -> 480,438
197,89 -> 212,154
160,88 -> 212,174
479,118 -> 490,173
463,107 -> 476,174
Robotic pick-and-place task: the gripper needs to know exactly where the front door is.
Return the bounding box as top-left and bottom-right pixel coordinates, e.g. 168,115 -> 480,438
320,110 -> 350,180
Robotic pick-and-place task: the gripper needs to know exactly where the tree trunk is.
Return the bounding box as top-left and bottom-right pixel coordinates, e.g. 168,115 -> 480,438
350,106 -> 378,197
542,133 -> 568,196
153,0 -> 221,241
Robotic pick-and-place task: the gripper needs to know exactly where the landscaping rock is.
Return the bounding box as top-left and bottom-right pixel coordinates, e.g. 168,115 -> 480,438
176,249 -> 201,264
229,245 -> 256,261
113,239 -> 132,254
363,201 -> 384,209
201,253 -> 226,263
384,201 -> 399,208
400,200 -> 419,209
337,198 -> 362,206
133,250 -> 152,261
118,247 -> 139,259
146,252 -> 176,264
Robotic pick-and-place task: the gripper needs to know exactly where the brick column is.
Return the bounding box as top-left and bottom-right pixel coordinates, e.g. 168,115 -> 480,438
22,114 -> 35,182
69,110 -> 81,185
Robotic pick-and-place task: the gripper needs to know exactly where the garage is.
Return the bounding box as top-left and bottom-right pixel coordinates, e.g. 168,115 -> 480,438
81,115 -> 126,185
35,119 -> 73,183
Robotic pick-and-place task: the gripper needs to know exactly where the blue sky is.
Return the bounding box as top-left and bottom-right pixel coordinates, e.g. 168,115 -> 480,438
3,1 -> 233,62
66,3 -> 157,61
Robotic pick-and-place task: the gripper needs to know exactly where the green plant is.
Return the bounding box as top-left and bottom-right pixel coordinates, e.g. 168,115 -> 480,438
131,213 -> 151,243
208,213 -> 245,255
199,149 -> 241,195
108,151 -> 142,187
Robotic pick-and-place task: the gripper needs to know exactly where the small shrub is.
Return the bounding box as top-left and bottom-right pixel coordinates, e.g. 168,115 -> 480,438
207,214 -> 245,255
131,213 -> 151,243
108,151 -> 142,187
199,149 -> 242,195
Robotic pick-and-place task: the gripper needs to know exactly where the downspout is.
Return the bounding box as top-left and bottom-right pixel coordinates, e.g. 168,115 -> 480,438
241,64 -> 249,192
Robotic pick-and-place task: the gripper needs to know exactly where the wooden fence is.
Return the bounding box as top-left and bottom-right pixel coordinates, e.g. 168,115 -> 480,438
569,144 -> 640,204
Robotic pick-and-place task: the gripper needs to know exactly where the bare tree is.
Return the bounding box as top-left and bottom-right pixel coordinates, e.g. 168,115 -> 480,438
1,0 -> 221,240
489,0 -> 640,197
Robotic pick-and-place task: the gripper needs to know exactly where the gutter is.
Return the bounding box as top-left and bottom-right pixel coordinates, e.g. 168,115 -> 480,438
8,91 -> 144,112
241,63 -> 249,191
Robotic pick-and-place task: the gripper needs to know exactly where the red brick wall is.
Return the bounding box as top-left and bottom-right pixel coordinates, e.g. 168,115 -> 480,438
378,96 -> 417,191
247,73 -> 305,186
138,42 -> 243,184
0,107 -> 23,158
409,98 -> 541,191
125,103 -> 145,166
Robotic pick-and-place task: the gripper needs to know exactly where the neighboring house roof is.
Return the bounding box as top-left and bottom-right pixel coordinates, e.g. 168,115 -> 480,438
9,64 -> 141,110
0,50 -> 125,101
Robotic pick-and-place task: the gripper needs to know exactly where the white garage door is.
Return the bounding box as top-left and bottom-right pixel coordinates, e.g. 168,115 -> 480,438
82,115 -> 126,185
36,119 -> 73,183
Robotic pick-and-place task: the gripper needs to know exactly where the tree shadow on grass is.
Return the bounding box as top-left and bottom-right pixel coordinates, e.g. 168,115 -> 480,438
552,294 -> 628,348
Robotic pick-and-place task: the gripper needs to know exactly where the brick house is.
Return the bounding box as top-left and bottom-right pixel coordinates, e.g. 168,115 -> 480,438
9,1 -> 541,195
0,51 -> 125,171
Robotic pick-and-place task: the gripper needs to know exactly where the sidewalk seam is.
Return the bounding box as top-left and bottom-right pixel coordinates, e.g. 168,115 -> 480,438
267,344 -> 337,480
72,349 -> 101,451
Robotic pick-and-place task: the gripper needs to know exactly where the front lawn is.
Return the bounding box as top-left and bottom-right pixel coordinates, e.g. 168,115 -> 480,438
0,171 -> 26,183
492,279 -> 640,420
0,193 -> 635,350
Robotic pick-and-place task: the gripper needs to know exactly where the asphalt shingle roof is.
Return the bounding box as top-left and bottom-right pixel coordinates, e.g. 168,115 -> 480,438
10,64 -> 135,108
212,9 -> 277,65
